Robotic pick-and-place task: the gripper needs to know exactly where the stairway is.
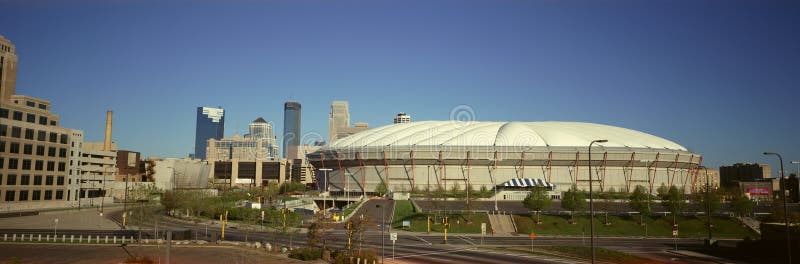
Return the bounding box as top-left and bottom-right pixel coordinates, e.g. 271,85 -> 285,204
487,213 -> 516,234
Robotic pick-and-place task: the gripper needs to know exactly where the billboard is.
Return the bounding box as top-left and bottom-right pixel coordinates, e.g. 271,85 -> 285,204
747,187 -> 770,195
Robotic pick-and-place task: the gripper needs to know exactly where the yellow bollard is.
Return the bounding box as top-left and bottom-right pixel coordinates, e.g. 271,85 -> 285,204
220,214 -> 225,241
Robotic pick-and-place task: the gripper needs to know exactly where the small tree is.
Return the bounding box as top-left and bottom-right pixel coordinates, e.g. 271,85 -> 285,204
374,180 -> 388,197
523,187 -> 552,224
661,185 -> 687,225
628,185 -> 652,225
479,185 -> 490,198
561,185 -> 587,223
729,190 -> 755,218
694,186 -> 722,216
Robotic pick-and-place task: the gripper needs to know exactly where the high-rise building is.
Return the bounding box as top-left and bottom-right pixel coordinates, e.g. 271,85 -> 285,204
206,118 -> 279,161
0,35 -> 18,101
194,106 -> 225,160
393,112 -> 411,124
246,117 -> 273,140
719,163 -> 771,188
329,101 -> 370,142
283,101 -> 301,158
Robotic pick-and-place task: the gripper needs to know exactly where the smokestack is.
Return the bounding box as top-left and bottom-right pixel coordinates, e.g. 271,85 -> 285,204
104,110 -> 113,151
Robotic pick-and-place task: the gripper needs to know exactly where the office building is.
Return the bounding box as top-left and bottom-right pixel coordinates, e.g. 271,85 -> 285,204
194,106 -> 225,160
206,118 -> 279,161
150,157 -> 211,190
283,101 -> 301,158
328,101 -> 370,142
0,35 -> 18,101
719,163 -> 771,188
393,112 -> 411,124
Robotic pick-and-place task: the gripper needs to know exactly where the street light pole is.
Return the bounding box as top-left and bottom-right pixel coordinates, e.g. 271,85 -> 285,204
588,139 -> 607,264
704,167 -> 712,246
320,169 -> 332,214
764,152 -> 791,264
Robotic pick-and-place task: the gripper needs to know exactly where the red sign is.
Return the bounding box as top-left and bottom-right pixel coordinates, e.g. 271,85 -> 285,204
747,188 -> 770,195
530,233 -> 536,239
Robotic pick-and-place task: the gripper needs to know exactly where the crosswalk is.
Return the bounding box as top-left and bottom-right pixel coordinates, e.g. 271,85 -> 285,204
469,248 -> 586,264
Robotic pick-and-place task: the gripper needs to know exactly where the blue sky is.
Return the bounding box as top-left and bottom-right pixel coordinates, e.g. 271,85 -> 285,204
1,0 -> 798,173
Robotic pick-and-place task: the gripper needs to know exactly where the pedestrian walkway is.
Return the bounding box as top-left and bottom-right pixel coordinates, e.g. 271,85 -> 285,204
487,213 -> 516,234
739,216 -> 760,234
0,208 -> 120,230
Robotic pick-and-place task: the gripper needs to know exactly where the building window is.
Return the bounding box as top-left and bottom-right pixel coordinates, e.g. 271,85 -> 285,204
49,132 -> 57,143
59,148 -> 66,157
32,190 -> 41,200
46,161 -> 55,171
48,147 -> 56,157
26,113 -> 36,123
49,121 -> 56,126
8,158 -> 18,169
38,104 -> 47,110
9,142 -> 18,153
39,116 -> 48,125
11,126 -> 21,138
34,175 -> 42,185
4,191 -> 14,201
0,108 -> 8,118
57,162 -> 65,172
57,176 -> 64,185
44,190 -> 52,200
19,190 -> 28,201
36,145 -> 44,156
0,158 -> 4,169
37,131 -> 46,141
0,124 -> 6,136
12,111 -> 22,121
6,174 -> 16,185
25,128 -> 34,140
20,174 -> 30,185
55,190 -> 63,200
35,160 -> 43,171
26,101 -> 35,107
0,174 -> 2,184
0,141 -> 4,152
60,134 -> 67,144
22,159 -> 31,170
45,175 -> 54,185
23,144 -> 32,155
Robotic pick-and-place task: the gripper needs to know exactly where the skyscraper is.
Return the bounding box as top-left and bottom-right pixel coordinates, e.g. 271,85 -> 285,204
194,106 -> 225,160
0,35 -> 18,101
393,112 -> 411,124
283,101 -> 301,158
246,117 -> 273,140
329,101 -> 369,142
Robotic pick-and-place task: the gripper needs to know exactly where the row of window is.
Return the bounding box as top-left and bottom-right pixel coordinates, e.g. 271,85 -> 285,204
23,101 -> 48,110
0,174 -> 65,186
0,124 -> 67,144
0,157 -> 67,172
0,141 -> 68,158
4,189 -> 64,202
0,108 -> 56,126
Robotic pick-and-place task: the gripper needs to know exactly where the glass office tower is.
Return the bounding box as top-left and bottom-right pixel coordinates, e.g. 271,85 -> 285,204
283,101 -> 301,158
194,106 -> 225,160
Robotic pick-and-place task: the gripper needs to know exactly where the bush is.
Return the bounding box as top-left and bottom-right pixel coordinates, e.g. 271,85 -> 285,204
288,247 -> 322,261
333,249 -> 379,264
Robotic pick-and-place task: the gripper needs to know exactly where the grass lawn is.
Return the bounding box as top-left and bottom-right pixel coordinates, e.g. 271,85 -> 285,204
514,213 -> 758,239
392,201 -> 492,233
506,245 -> 663,264
341,200 -> 364,217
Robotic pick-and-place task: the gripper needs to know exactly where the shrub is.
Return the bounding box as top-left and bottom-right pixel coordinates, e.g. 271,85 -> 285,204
288,247 -> 322,261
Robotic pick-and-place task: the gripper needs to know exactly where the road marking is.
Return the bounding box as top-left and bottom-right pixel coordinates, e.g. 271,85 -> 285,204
392,247 -> 477,259
411,234 -> 432,245
458,235 -> 476,246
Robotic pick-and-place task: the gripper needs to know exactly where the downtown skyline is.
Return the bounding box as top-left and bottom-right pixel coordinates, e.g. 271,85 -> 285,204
0,0 -> 798,172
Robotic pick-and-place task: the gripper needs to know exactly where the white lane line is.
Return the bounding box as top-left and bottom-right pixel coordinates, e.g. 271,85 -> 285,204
411,234 -> 432,245
458,235 -> 477,246
392,247 -> 477,259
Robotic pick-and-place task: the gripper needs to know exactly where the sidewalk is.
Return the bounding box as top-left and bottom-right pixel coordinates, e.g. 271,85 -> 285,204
0,208 -> 120,230
667,250 -> 741,264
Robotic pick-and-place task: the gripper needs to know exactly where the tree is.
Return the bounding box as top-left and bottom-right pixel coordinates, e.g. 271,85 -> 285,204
307,211 -> 334,251
660,185 -> 687,225
449,181 -> 461,198
374,180 -> 388,197
628,185 -> 652,225
729,191 -> 755,218
345,213 -> 371,254
161,190 -> 183,216
479,185 -> 490,198
656,184 -> 669,198
561,185 -> 587,223
694,186 -> 722,216
596,192 -> 613,225
523,187 -> 552,224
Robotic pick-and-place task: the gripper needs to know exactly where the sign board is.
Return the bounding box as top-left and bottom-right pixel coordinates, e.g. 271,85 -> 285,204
672,225 -> 678,237
747,187 -> 770,195
481,223 -> 487,235
402,221 -> 411,228
390,232 -> 397,242
529,232 -> 536,240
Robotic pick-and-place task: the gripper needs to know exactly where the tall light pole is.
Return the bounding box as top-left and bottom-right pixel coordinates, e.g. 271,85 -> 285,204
320,169 -> 332,214
588,139 -> 607,264
792,161 -> 799,203
703,167 -> 712,246
764,152 -> 791,264
376,204 -> 385,264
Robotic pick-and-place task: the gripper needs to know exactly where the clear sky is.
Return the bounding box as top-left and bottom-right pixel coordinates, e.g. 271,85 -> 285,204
1,0 -> 798,174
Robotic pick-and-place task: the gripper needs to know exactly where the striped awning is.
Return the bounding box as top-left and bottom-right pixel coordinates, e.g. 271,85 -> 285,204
501,178 -> 555,189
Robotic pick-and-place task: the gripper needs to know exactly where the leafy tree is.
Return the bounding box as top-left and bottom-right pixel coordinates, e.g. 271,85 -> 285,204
523,187 -> 552,224
161,190 -> 184,216
561,185 -> 587,223
660,185 -> 687,225
374,180 -> 388,197
628,185 -> 652,225
479,185 -> 490,198
656,184 -> 669,198
449,181 -> 461,198
730,190 -> 755,218
694,186 -> 722,216
307,211 -> 334,250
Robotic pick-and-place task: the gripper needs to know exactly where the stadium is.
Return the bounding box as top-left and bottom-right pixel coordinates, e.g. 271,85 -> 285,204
307,121 -> 703,198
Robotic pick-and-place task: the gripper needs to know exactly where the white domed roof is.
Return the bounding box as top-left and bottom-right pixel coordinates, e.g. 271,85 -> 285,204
328,121 -> 686,151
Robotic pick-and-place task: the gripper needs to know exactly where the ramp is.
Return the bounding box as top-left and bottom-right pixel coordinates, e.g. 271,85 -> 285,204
487,213 -> 516,234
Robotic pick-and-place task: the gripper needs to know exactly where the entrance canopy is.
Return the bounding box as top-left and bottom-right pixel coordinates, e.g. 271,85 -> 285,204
500,178 -> 555,189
